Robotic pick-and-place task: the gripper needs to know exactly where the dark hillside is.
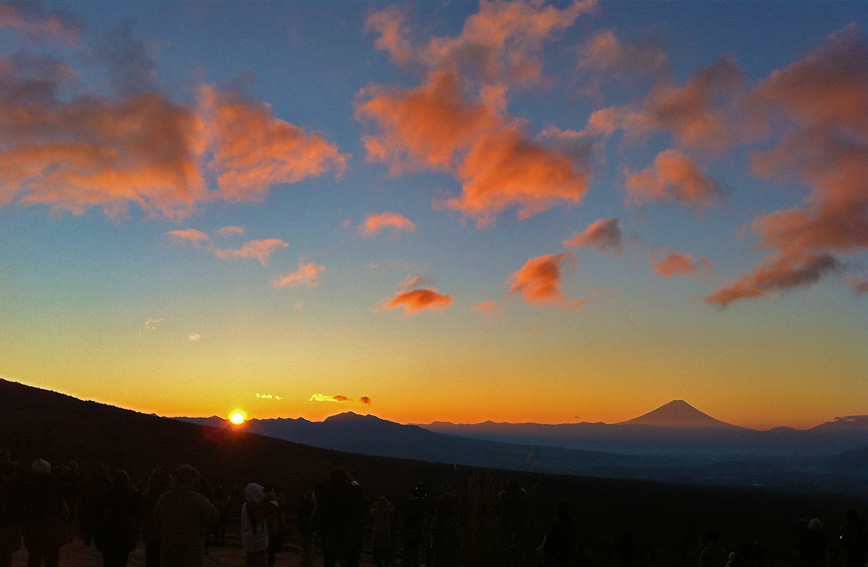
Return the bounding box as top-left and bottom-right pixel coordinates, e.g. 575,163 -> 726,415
2,379 -> 865,566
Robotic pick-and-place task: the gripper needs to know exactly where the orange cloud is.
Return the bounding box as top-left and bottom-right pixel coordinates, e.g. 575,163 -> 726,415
212,239 -> 289,266
576,30 -> 668,94
274,258 -> 326,288
366,0 -> 596,86
708,27 -> 868,305
200,86 -> 348,202
167,229 -> 211,248
473,299 -> 504,316
0,39 -> 346,220
383,288 -> 454,315
624,149 -> 722,209
563,217 -> 621,253
706,252 -> 840,308
507,253 -> 585,309
358,212 -> 417,237
360,396 -> 372,405
447,122 -> 591,227
650,249 -> 713,278
359,3 -> 594,227
357,68 -> 502,174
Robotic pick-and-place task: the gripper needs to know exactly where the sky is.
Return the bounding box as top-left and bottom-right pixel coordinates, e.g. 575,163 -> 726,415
1,1 -> 867,431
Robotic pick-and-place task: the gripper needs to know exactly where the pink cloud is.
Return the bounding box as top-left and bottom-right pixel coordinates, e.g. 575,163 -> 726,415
383,288 -> 454,315
400,275 -> 437,290
275,258 -> 326,288
708,27 -> 868,305
576,30 -> 668,94
624,149 -> 722,209
213,239 -> 289,266
844,276 -> 868,296
507,253 -> 585,309
650,249 -> 713,278
214,226 -> 245,238
166,229 -> 211,248
563,217 -> 622,253
358,212 -> 417,237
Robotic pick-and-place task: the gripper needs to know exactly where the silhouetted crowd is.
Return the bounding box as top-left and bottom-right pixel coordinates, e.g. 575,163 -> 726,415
1,449 -> 866,567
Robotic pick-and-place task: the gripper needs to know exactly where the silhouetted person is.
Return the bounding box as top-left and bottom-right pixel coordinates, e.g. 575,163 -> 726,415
699,530 -> 728,567
431,492 -> 460,567
840,509 -> 867,567
795,518 -> 825,567
79,462 -> 110,545
95,469 -> 140,567
210,487 -> 231,547
23,459 -> 70,567
297,490 -> 317,567
541,501 -> 576,567
401,482 -> 430,567
315,468 -> 353,567
153,465 -> 219,567
241,483 -> 280,567
141,467 -> 171,567
369,496 -> 395,567
0,451 -> 21,567
345,481 -> 367,567
497,478 -> 529,567
261,484 -> 286,566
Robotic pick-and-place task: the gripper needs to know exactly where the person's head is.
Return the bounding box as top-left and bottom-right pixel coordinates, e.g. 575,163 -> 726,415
809,518 -> 823,531
172,464 -> 199,487
149,467 -> 171,490
413,482 -> 426,497
304,490 -> 317,504
244,483 -> 264,503
31,458 -> 51,478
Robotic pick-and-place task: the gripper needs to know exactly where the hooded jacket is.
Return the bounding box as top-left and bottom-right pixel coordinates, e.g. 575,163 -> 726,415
241,483 -> 279,553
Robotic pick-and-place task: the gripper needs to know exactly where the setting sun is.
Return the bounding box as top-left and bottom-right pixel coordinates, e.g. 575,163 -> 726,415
229,412 -> 245,425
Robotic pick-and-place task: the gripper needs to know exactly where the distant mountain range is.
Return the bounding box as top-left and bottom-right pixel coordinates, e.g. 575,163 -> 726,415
175,400 -> 868,493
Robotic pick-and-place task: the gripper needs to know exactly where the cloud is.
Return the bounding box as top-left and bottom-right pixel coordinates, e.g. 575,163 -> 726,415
167,229 -> 211,248
383,288 -> 454,315
0,2 -> 78,44
144,317 -> 162,330
214,226 -> 245,237
650,249 -> 713,278
358,3 -> 595,228
844,276 -> 868,296
708,27 -> 868,305
576,30 -> 668,94
188,333 -> 201,341
309,394 -> 352,403
563,217 -> 622,253
507,253 -> 585,309
706,251 -> 841,307
358,212 -> 417,237
366,0 -> 596,86
256,393 -> 283,400
473,299 -> 504,316
400,275 -> 437,290
199,86 -> 349,202
212,238 -> 289,266
624,149 -> 722,209
274,258 -> 326,288
166,228 -> 288,266
0,18 -> 347,220
360,396 -> 372,405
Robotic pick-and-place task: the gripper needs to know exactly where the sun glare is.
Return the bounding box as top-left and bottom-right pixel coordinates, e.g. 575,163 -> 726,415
229,412 -> 245,425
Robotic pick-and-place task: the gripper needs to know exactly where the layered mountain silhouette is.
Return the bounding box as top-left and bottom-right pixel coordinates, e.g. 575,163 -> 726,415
5,378 -> 868,566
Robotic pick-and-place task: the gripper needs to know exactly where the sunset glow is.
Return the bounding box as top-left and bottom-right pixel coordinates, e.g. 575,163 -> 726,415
1,1 -> 867,431
229,413 -> 246,425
